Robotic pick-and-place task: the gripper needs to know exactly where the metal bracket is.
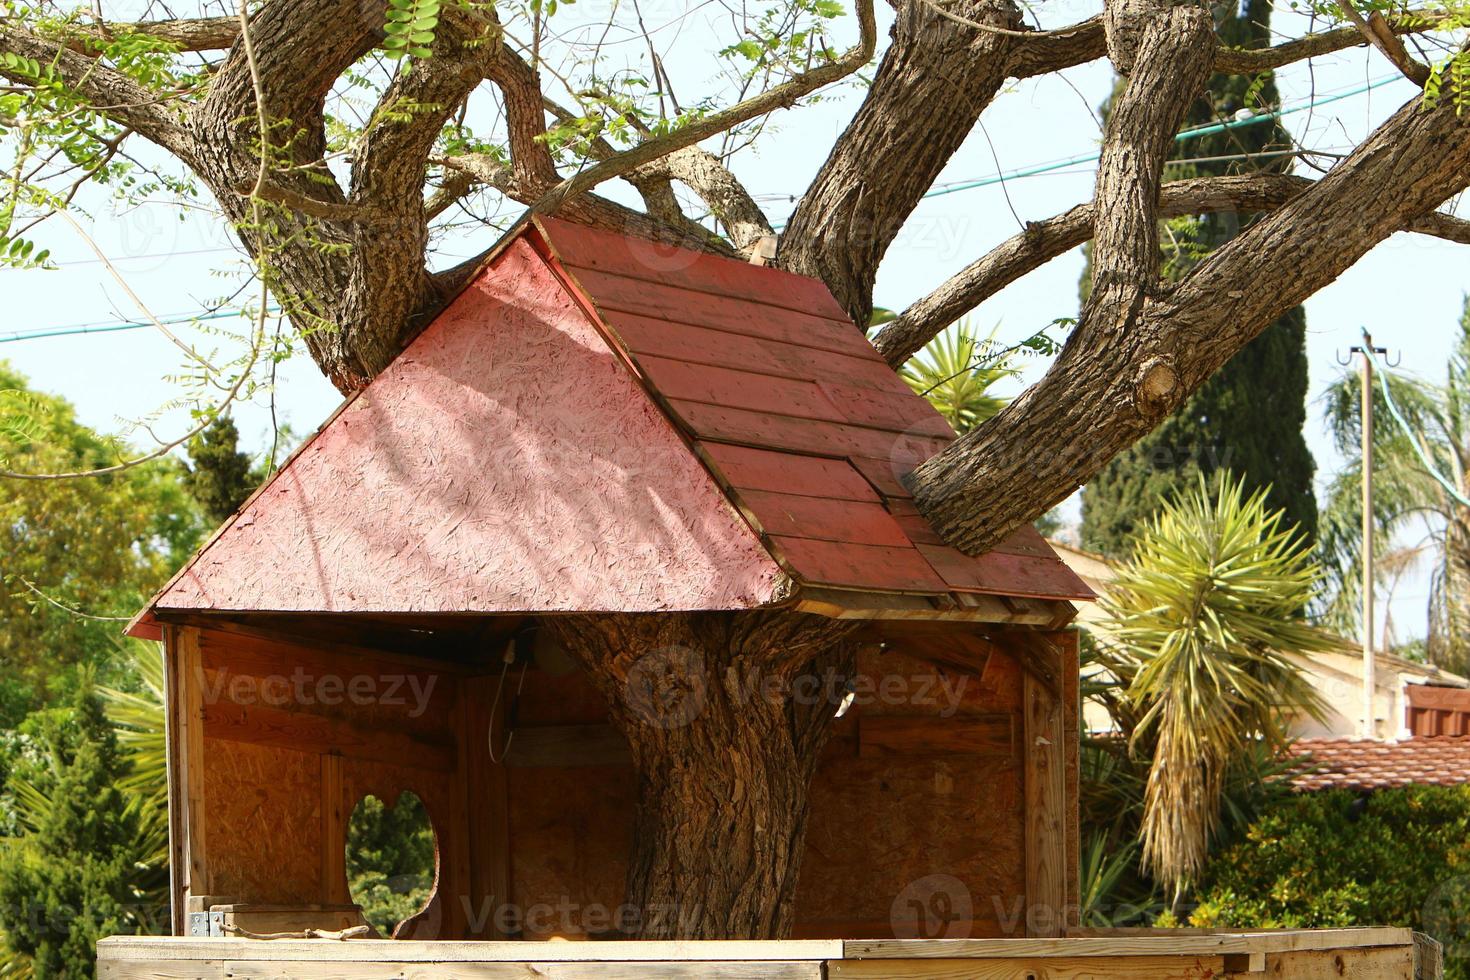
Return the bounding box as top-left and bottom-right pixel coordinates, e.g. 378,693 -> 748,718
187,910 -> 225,937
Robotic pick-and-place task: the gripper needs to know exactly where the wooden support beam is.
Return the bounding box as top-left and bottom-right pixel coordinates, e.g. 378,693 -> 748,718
504,723 -> 632,768
320,754 -> 347,904
162,625 -> 186,936
1021,632 -> 1068,938
858,715 -> 1014,759
174,627 -> 211,918
460,674 -> 512,938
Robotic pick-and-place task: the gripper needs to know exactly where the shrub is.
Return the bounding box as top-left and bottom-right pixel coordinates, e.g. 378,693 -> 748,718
1192,785 -> 1470,977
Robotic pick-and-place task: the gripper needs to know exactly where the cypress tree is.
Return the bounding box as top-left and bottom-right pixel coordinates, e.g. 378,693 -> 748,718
1080,0 -> 1318,557
184,415 -> 258,525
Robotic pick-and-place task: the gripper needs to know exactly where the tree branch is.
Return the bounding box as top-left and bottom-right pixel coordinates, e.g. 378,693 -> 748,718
70,16 -> 240,52
530,0 -> 876,215
781,0 -> 1028,324
873,174 -> 1470,366
629,147 -> 774,252
1002,9 -> 1447,78
0,20 -> 196,163
908,89 -> 1470,555
1334,1 -> 1431,85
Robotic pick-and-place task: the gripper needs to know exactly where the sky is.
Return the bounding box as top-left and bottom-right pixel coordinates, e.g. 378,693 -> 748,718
1,0 -> 1466,644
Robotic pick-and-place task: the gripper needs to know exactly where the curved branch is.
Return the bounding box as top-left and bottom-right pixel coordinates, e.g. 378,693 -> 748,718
630,147 -> 774,252
873,174 -> 1470,365
1002,9 -> 1446,78
907,89 -> 1470,555
0,20 -> 195,163
531,0 -> 876,215
781,0 -> 1028,324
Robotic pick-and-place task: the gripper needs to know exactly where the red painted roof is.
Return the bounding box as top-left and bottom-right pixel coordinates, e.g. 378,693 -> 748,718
130,217 -> 1090,635
1290,737 -> 1470,792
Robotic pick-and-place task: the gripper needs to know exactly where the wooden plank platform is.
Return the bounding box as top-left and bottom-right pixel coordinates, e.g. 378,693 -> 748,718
97,929 -> 1439,979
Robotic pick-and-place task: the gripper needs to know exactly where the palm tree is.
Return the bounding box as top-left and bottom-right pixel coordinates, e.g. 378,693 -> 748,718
899,320 -> 1017,434
1320,298 -> 1470,673
1094,475 -> 1336,899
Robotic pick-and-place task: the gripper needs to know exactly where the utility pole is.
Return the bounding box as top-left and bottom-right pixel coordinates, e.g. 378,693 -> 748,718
1351,335 -> 1388,739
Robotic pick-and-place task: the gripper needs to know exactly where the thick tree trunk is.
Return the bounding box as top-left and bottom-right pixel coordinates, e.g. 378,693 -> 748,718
548,611 -> 858,939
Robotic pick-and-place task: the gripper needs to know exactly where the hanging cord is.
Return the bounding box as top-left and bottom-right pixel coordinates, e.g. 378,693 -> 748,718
1360,331 -> 1470,508
486,637 -> 529,765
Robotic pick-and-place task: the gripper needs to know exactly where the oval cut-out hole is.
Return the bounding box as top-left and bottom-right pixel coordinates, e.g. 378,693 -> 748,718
346,791 -> 438,938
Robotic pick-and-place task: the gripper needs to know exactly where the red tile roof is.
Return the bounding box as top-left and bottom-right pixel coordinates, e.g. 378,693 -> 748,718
1290,737 -> 1470,792
130,217 -> 1091,636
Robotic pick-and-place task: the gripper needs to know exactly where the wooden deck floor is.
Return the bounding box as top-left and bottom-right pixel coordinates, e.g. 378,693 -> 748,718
97,927 -> 1439,979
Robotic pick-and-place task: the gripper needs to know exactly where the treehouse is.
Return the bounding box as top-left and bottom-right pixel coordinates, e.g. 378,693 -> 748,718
100,217 -> 1439,979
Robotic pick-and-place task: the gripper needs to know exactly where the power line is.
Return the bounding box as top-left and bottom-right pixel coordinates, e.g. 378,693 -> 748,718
0,306 -> 280,346
1,76 -> 1409,346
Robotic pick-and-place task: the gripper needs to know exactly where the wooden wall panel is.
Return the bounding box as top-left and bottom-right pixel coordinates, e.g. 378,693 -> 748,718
202,738 -> 323,904
795,645 -> 1028,940
177,624 -> 484,937
507,765 -> 634,939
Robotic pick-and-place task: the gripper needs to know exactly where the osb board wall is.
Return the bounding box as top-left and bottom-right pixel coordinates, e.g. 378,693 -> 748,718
506,657 -> 633,939
504,638 -> 1065,941
202,739 -> 323,903
184,625 -> 469,924
795,645 -> 1026,939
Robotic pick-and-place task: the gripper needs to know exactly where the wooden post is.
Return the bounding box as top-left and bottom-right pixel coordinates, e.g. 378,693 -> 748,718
458,673 -> 511,938
320,754 -> 347,904
162,625 -> 185,936
1021,630 -> 1070,938
170,627 -> 210,920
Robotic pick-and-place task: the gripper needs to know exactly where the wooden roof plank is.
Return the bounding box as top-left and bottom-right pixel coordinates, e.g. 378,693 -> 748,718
668,401 -> 952,464
915,546 -> 1095,601
539,215 -> 850,321
568,267 -> 869,357
769,536 -> 949,593
605,311 -> 910,393
738,490 -> 914,549
700,444 -> 881,503
637,356 -> 849,425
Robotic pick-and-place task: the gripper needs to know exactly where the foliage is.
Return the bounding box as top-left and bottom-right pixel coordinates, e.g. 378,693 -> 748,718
0,362 -> 205,724
99,642 -> 169,873
1094,475 -> 1337,897
1081,0 -> 1317,557
0,679 -> 165,978
184,416 -> 260,525
1193,785 -> 1470,979
1319,296 -> 1470,674
900,322 -> 1016,434
346,792 -> 437,937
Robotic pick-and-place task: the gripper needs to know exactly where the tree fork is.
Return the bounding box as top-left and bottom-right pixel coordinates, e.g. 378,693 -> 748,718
547,610 -> 859,939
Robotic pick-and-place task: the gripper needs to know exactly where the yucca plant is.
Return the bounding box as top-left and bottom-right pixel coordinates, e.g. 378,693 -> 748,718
1095,474 -> 1337,899
900,321 -> 1016,434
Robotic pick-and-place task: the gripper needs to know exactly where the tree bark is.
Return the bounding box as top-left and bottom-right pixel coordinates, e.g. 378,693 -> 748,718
779,0 -> 1027,325
909,89 -> 1470,555
548,611 -> 858,939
